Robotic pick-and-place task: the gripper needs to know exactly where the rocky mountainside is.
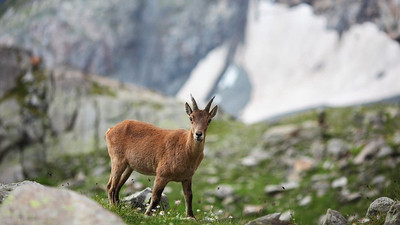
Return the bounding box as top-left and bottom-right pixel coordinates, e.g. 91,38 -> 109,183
2,0 -> 400,123
0,46 -> 192,183
0,0 -> 247,96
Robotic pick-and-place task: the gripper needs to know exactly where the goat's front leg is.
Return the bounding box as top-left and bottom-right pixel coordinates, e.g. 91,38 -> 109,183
182,178 -> 195,219
145,176 -> 168,216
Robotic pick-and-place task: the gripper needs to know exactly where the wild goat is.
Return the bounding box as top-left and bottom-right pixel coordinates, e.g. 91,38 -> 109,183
106,95 -> 218,218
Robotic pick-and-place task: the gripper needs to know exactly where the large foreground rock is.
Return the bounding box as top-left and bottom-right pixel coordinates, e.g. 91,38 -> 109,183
0,182 -> 125,225
384,202 -> 400,225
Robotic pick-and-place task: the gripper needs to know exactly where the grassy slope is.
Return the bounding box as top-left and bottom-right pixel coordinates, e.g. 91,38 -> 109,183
34,103 -> 400,224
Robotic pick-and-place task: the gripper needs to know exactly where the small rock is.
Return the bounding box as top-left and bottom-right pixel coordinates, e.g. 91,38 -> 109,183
207,176 -> 220,184
377,146 -> 393,158
293,157 -> 315,176
322,208 -> 349,225
243,205 -> 264,216
246,212 -> 294,225
384,201 -> 400,225
372,175 -> 386,186
332,177 -> 347,189
299,195 -> 312,206
264,125 -> 300,145
265,181 -> 299,195
354,138 -> 385,164
366,197 -> 395,220
241,148 -> 271,167
393,132 -> 400,145
122,187 -> 169,211
280,210 -> 293,222
311,140 -> 326,159
327,139 -> 349,159
340,189 -> 361,203
215,185 -> 234,199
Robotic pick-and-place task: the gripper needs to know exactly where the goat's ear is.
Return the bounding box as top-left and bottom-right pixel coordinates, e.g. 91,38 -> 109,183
210,105 -> 218,118
185,102 -> 193,115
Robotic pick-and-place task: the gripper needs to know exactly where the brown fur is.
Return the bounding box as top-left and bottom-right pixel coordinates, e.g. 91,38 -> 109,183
106,96 -> 218,218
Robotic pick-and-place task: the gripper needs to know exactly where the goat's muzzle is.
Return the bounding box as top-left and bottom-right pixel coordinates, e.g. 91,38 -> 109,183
194,131 -> 203,142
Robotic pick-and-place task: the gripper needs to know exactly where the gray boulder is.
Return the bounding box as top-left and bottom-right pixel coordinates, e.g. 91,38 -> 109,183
265,181 -> 299,195
0,182 -> 125,225
122,187 -> 169,212
246,212 -> 294,225
322,209 -> 349,225
384,201 -> 400,225
367,197 -> 395,220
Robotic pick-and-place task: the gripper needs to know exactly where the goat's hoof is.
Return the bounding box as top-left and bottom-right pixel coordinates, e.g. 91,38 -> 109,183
185,216 -> 196,221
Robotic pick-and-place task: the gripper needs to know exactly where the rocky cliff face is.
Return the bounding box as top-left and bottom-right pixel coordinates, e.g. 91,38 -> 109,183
1,0 -> 400,122
276,0 -> 400,41
0,46 -> 189,183
181,1 -> 400,123
0,0 -> 248,95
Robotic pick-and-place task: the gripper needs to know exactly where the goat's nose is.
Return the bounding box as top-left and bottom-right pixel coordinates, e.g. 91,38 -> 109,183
195,131 -> 203,137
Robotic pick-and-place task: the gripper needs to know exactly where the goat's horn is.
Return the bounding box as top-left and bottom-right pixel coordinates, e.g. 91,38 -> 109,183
205,96 -> 215,112
190,94 -> 199,111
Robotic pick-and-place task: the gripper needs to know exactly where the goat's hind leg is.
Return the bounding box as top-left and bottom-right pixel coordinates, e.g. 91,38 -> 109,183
107,160 -> 127,205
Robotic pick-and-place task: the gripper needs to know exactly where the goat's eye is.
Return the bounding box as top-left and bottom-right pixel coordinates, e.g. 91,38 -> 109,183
189,117 -> 193,121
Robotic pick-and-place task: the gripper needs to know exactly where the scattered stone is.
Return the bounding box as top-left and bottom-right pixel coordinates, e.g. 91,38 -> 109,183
264,125 -> 300,145
366,197 -> 395,220
327,139 -> 349,159
298,121 -> 320,140
372,175 -> 386,186
311,174 -> 331,182
332,177 -> 347,189
241,148 -> 271,167
222,196 -> 235,206
299,195 -> 312,206
384,201 -> 400,225
243,205 -> 264,216
354,138 -> 385,164
393,132 -> 400,145
215,185 -> 235,199
0,182 -> 125,225
207,176 -> 220,184
280,210 -> 293,222
292,157 -> 315,178
246,212 -> 294,225
122,187 -> 169,211
377,146 -> 393,158
313,180 -> 330,197
340,189 -> 362,203
310,140 -> 326,159
265,181 -> 299,195
322,208 -> 349,225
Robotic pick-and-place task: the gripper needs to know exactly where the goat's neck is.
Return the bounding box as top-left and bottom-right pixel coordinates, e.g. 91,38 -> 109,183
186,130 -> 204,156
